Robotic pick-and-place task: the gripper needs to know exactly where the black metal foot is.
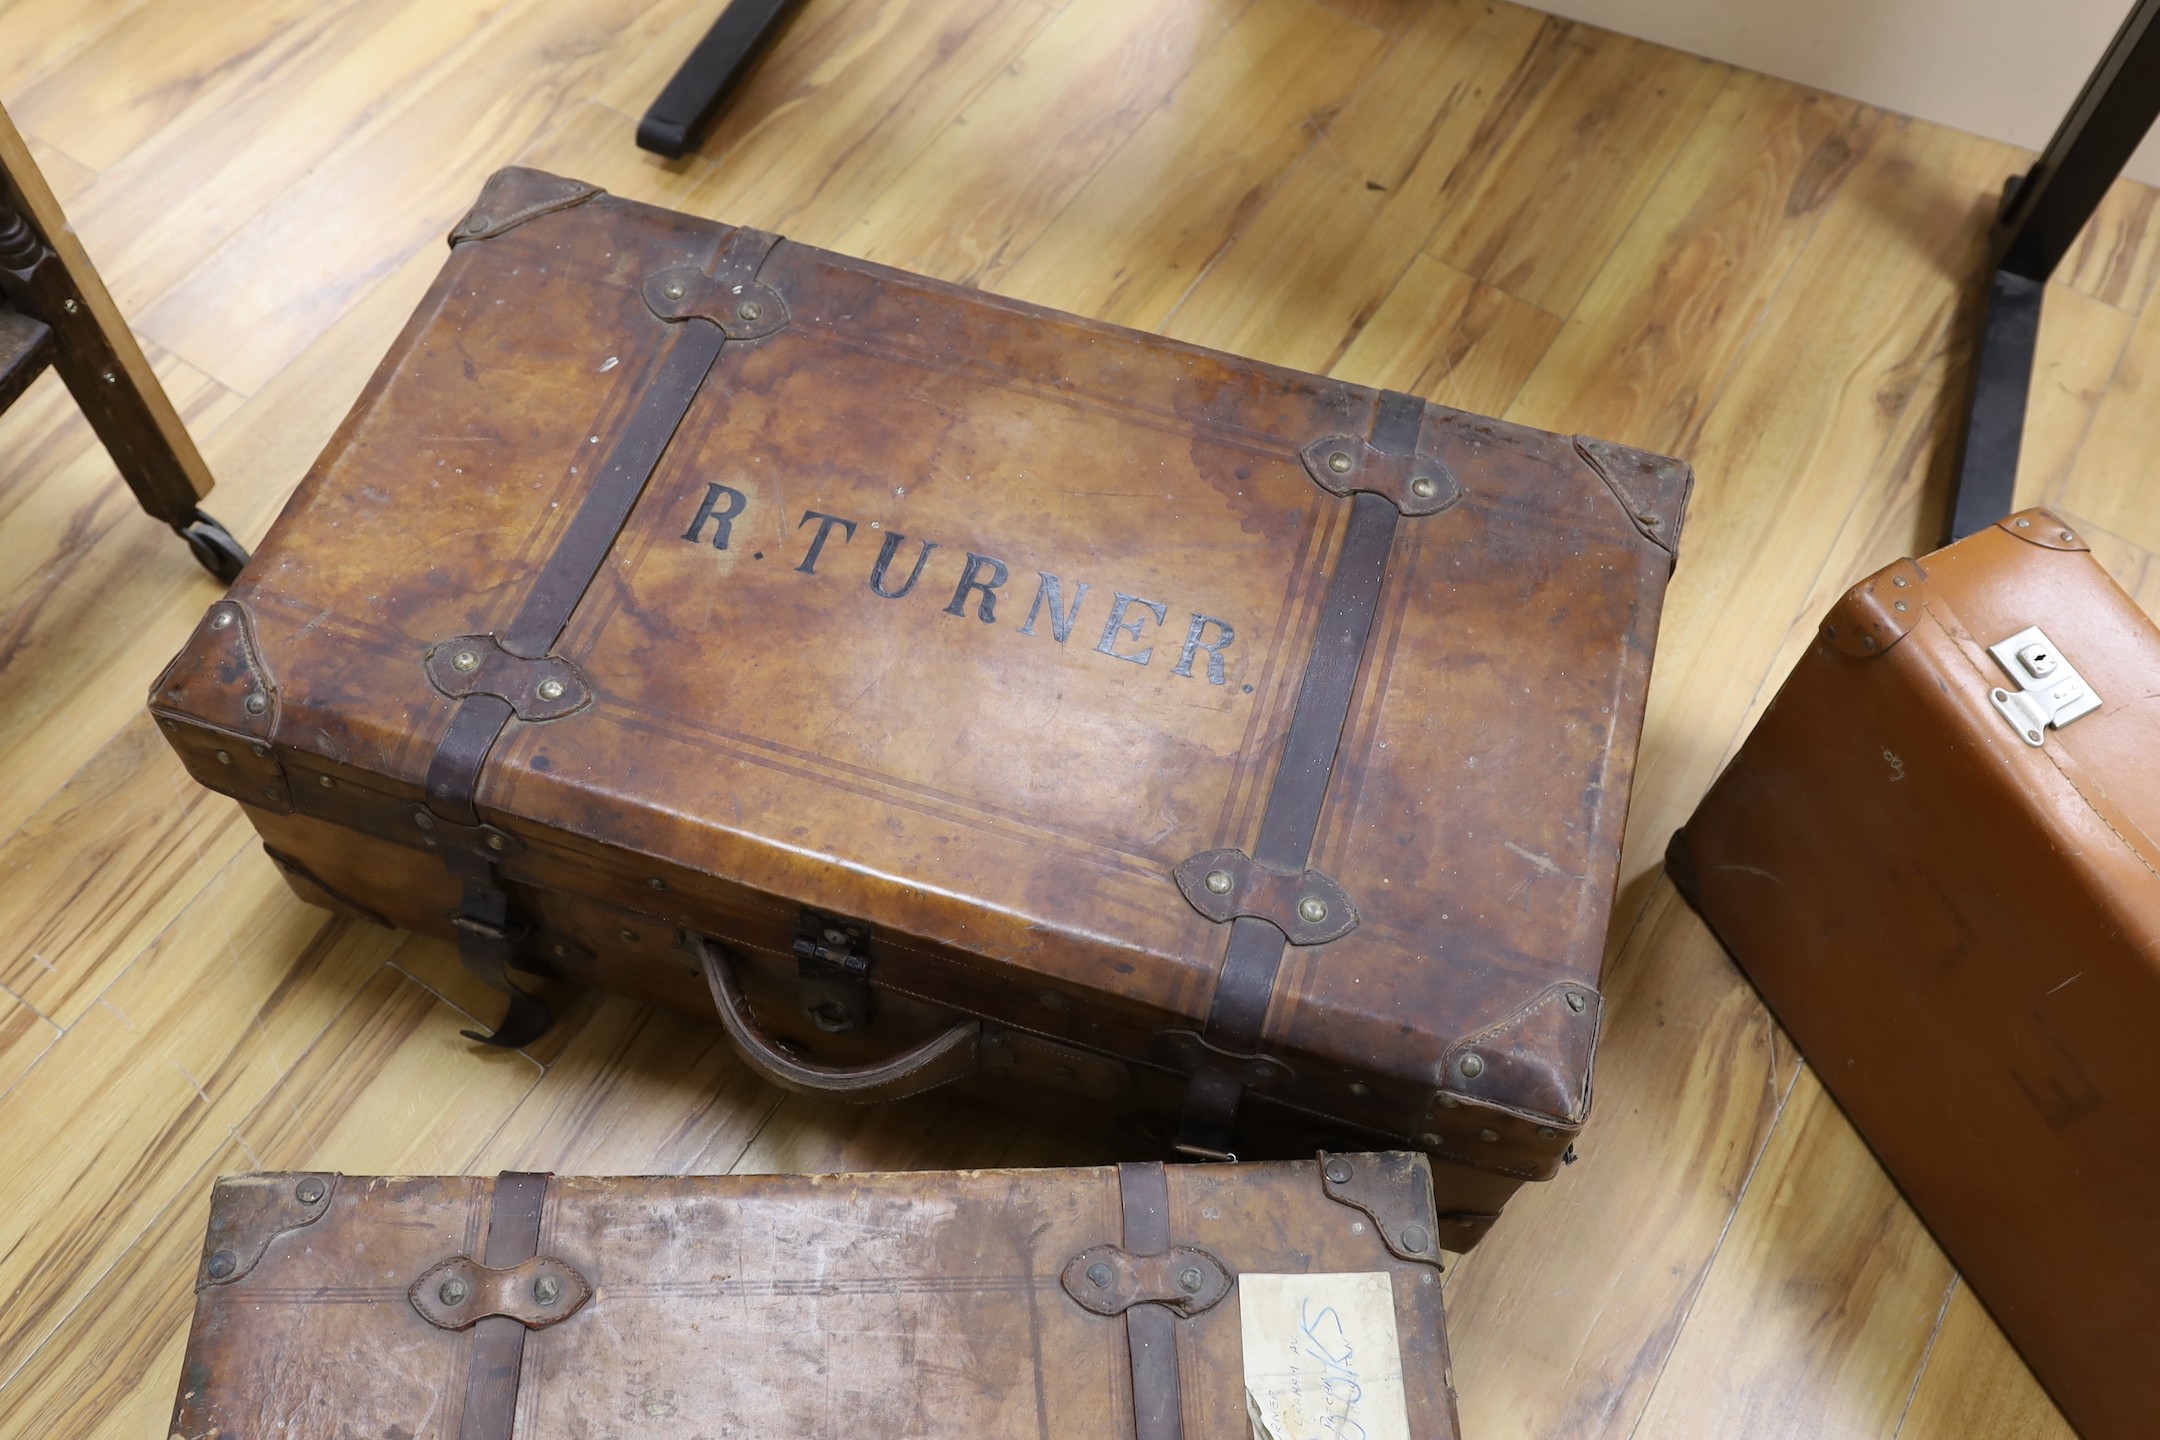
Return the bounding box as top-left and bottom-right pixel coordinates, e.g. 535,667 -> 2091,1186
636,0 -> 800,159
176,509 -> 249,584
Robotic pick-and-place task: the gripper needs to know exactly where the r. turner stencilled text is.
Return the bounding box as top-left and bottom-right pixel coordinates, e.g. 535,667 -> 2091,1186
681,483 -> 1240,685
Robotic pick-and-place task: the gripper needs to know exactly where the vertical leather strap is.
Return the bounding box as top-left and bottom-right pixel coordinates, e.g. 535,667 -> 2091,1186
1118,1161 -> 1185,1440
458,1172 -> 550,1440
424,223 -> 784,1044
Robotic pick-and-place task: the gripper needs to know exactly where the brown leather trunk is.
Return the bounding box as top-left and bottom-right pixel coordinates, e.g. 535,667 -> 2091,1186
149,168 -> 1689,1246
1671,508 -> 2160,1440
170,1156 -> 1460,1439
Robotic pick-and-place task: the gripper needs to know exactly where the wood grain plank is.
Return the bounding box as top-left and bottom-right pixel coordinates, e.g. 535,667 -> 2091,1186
592,0 -> 1056,248
0,712 -> 252,1028
2052,266 -> 2160,555
0,848 -> 397,1381
1159,0 -> 1554,369
841,0 -> 1247,286
2011,282 -> 2138,508
1894,1282 -> 2076,1440
1628,1072 -> 1956,1440
1606,118 -> 2022,904
2055,175 -> 2160,313
20,133 -> 95,205
0,964 -> 537,1435
1425,25 -> 1727,318
1443,882 -> 1789,1440
992,0 -> 1385,330
0,0 -> 155,99
1509,71 -> 1878,454
1330,252 -> 1562,416
0,993 -> 60,1102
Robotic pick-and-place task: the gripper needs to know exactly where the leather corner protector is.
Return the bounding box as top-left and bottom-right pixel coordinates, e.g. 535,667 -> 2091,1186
1060,1243 -> 1233,1318
642,264 -> 789,339
1318,1152 -> 1444,1269
198,1173 -> 337,1288
424,635 -> 592,721
1575,436 -> 1690,560
1821,557 -> 1927,659
153,600 -> 280,738
1438,982 -> 1599,1125
1173,848 -> 1356,946
1300,433 -> 1460,517
1995,508 -> 2090,552
449,168 -> 604,247
409,1253 -> 592,1331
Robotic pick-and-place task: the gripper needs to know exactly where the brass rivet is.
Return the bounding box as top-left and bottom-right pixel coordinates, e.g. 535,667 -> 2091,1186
1203,869 -> 1233,895
486,834 -> 507,852
1862,635 -> 1878,652
1348,1081 -> 1369,1096
213,749 -> 233,765
663,280 -> 686,300
1248,1061 -> 1274,1083
1399,1224 -> 1430,1254
648,876 -> 666,890
1178,1266 -> 1205,1293
263,786 -> 281,802
295,1177 -> 326,1204
1459,1052 -> 1485,1079
1298,895 -> 1328,924
439,1277 -> 468,1306
101,370 -> 116,384
451,649 -> 480,673
1479,1128 -> 1499,1142
619,928 -> 638,942
1087,1262 -> 1112,1288
209,612 -> 233,630
1891,575 -> 1909,588
1039,990 -> 1066,1010
1323,1158 -> 1353,1184
533,1275 -> 562,1305
1893,599 -> 1908,612
737,301 -> 762,322
2061,530 -> 2076,542
318,775 -> 335,788
1410,476 -> 1437,499
1418,1131 -> 1442,1146
251,743 -> 269,758
2016,517 -> 2031,528
1565,992 -> 1586,1013
1327,450 -> 1353,474
1436,1094 -> 1459,1109
414,811 -> 435,830
206,1249 -> 237,1280
536,678 -> 566,701
244,693 -> 268,714
62,298 -> 78,314
465,213 -> 490,232
1537,1125 -> 1557,1138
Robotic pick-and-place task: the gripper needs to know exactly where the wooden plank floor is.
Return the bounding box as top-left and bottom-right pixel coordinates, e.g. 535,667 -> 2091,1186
1,0 -> 2155,1433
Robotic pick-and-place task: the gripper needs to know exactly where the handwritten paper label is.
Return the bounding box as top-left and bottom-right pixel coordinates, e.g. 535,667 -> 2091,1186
1240,1271 -> 1412,1440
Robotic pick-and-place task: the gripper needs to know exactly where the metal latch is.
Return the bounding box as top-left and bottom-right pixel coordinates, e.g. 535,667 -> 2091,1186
793,910 -> 873,1034
1986,626 -> 2101,747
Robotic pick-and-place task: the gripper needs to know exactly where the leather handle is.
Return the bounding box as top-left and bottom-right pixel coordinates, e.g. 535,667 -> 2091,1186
688,933 -> 981,1102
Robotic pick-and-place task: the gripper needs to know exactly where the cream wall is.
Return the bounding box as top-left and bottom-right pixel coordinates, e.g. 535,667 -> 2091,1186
1534,0 -> 2160,187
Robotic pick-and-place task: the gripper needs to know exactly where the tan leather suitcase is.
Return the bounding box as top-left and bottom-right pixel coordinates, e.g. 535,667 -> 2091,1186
170,1156 -> 1459,1439
149,168 -> 1690,1245
1671,508 -> 2160,1440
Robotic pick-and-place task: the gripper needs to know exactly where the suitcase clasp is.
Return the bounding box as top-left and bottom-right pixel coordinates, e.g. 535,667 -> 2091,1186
792,910 -> 874,1034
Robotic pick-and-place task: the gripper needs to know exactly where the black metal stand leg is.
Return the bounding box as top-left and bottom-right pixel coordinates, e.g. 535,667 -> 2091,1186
1945,0 -> 2160,543
636,0 -> 801,159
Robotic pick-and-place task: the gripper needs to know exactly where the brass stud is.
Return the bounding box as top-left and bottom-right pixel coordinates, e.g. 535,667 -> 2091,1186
1410,476 -> 1438,499
62,298 -> 78,314
2016,517 -> 2032,528
823,928 -> 848,946
209,612 -> 233,630
1436,1094 -> 1460,1109
1418,1131 -> 1442,1147
464,214 -> 490,232
1399,1224 -> 1430,1254
536,678 -> 566,702
451,649 -> 480,673
1537,1126 -> 1557,1138
318,775 -> 335,788
1891,575 -> 1909,588
244,693 -> 268,714
252,743 -> 270,758
1038,990 -> 1066,1010
1348,1081 -> 1369,1096
206,1249 -> 237,1280
1297,895 -> 1329,924
414,811 -> 436,831
1087,1262 -> 1112,1288
1177,1267 -> 1205,1293
1893,599 -> 1909,612
438,1277 -> 468,1306
263,786 -> 282,802
663,280 -> 686,301
101,370 -> 116,384
618,928 -> 638,942
737,300 -> 762,322
486,834 -> 507,852
295,1177 -> 326,1205
213,749 -> 232,766
2061,529 -> 2076,542
533,1275 -> 562,1306
1564,992 -> 1586,1013
1459,1052 -> 1485,1079
648,876 -> 666,890
1479,1128 -> 1499,1142
1327,450 -> 1353,474
1323,1157 -> 1353,1184
1203,869 -> 1233,895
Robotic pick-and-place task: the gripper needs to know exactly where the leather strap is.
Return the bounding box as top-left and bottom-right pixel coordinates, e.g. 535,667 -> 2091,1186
457,1172 -> 550,1440
1118,1162 -> 1184,1440
423,224 -> 784,1043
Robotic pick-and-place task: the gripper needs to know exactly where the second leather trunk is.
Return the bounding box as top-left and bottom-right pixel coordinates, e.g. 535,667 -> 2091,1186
149,168 -> 1691,1244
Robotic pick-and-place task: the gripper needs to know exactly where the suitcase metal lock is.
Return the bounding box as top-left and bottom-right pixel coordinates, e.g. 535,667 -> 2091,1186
793,910 -> 873,1034
1986,625 -> 2101,747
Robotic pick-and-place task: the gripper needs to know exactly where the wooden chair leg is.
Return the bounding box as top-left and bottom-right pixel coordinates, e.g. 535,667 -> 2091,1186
0,102 -> 247,583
